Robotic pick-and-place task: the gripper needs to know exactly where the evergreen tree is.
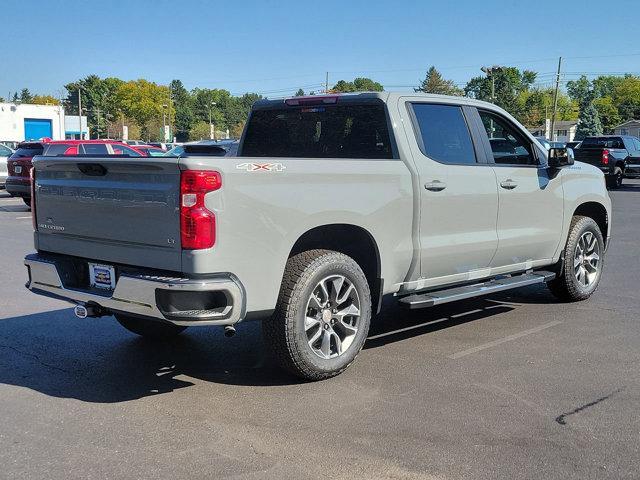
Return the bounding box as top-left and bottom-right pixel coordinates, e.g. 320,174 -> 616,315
415,66 -> 463,96
294,88 -> 305,97
12,92 -> 18,102
169,79 -> 194,142
574,102 -> 603,140
20,88 -> 33,103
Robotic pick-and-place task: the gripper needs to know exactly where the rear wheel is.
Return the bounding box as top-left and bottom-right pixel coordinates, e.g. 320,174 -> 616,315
606,167 -> 623,189
548,216 -> 604,301
115,313 -> 187,339
263,249 -> 372,381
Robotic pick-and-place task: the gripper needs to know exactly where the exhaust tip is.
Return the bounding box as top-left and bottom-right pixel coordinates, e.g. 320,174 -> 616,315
74,304 -> 88,319
224,326 -> 236,338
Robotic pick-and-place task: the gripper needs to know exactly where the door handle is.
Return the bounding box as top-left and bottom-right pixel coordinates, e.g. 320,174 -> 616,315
425,180 -> 447,192
500,179 -> 518,190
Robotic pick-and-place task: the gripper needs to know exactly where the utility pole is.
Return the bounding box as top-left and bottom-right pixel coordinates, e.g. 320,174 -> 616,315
549,56 -> 562,142
209,101 -> 217,141
325,72 -> 329,94
77,85 -> 82,140
481,66 -> 503,138
162,104 -> 168,142
95,106 -> 101,139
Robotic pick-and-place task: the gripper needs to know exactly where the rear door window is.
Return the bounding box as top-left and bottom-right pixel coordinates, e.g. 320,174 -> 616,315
80,144 -> 109,155
111,144 -> 143,156
241,102 -> 393,159
44,144 -> 72,156
410,103 -> 477,164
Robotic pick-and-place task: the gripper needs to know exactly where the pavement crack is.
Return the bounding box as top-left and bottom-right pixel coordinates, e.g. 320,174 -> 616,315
0,344 -> 71,373
555,387 -> 625,426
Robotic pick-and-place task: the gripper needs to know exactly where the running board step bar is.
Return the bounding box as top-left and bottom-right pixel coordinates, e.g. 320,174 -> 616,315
398,271 -> 556,309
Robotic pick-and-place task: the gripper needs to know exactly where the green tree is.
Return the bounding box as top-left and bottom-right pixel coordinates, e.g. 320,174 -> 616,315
415,66 -> 463,96
294,88 -> 305,97
189,120 -> 212,140
612,75 -> 640,121
332,77 -> 383,93
575,102 -> 603,140
116,79 -> 172,140
566,75 -> 593,107
593,96 -> 621,133
169,79 -> 194,142
64,75 -> 124,138
12,92 -> 18,102
31,95 -> 60,105
464,67 -> 536,119
20,88 -> 33,103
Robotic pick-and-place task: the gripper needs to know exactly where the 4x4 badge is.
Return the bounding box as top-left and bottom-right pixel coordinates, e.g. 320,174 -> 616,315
236,162 -> 286,172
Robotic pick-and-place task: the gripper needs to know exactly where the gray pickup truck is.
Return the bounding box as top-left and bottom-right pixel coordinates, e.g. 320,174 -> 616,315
25,92 -> 612,380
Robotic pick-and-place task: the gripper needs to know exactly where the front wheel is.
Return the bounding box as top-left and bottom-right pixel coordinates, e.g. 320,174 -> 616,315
115,314 -> 187,339
548,216 -> 604,301
263,250 -> 372,381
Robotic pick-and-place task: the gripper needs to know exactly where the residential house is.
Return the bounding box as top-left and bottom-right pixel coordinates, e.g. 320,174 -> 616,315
528,120 -> 578,142
613,120 -> 640,138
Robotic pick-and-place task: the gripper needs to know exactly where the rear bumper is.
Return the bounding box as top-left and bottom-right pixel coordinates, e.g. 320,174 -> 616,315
5,177 -> 30,197
24,253 -> 246,326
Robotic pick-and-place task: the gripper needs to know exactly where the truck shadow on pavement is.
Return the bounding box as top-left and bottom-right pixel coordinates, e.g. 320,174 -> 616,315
0,286 -> 557,403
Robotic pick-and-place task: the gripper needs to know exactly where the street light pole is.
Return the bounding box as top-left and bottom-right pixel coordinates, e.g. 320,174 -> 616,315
209,101 -> 217,140
162,104 -> 168,142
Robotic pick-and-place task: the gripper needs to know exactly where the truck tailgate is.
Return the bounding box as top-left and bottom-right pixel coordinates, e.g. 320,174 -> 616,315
33,156 -> 182,271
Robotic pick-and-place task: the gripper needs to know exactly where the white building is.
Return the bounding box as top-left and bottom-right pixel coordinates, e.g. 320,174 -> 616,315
0,102 -> 65,141
64,115 -> 89,140
613,120 -> 640,138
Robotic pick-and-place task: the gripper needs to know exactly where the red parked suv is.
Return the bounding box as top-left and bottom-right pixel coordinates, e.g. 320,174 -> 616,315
5,140 -> 146,206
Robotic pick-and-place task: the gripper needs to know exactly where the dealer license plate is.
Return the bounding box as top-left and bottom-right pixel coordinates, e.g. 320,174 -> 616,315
89,263 -> 116,290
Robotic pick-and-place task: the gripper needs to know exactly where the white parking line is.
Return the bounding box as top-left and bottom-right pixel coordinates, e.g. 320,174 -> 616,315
448,320 -> 563,359
15,216 -> 32,220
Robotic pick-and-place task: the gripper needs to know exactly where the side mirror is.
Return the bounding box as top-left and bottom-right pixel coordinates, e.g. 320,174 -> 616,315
548,147 -> 574,168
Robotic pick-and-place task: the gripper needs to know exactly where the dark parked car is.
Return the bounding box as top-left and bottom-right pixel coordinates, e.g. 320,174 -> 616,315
5,142 -> 44,206
573,135 -> 640,188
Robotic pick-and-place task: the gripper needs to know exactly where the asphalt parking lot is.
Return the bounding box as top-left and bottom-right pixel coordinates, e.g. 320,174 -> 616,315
0,182 -> 639,480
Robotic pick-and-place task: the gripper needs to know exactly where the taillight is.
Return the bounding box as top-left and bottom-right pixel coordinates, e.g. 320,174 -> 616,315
180,170 -> 221,250
30,167 -> 36,230
602,149 -> 609,165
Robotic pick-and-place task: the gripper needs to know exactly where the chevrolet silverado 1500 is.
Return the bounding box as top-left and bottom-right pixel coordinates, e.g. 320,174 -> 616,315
24,92 -> 612,380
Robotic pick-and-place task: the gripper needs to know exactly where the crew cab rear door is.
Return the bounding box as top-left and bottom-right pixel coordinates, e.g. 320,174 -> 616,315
399,97 -> 499,286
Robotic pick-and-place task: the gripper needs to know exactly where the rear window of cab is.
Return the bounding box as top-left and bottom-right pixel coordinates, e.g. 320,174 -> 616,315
9,145 -> 44,158
241,102 -> 394,159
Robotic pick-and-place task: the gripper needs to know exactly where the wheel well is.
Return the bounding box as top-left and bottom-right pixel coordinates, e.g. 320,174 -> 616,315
289,224 -> 382,311
574,202 -> 608,242
616,160 -> 625,170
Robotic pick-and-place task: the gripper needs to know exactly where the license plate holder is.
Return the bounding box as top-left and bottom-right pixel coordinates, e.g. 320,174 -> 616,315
14,165 -> 22,174
89,263 -> 116,290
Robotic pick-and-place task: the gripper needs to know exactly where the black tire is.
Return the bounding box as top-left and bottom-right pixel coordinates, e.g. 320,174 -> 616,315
115,313 -> 187,339
606,167 -> 623,189
263,249 -> 372,381
548,216 -> 604,302
22,197 -> 31,208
